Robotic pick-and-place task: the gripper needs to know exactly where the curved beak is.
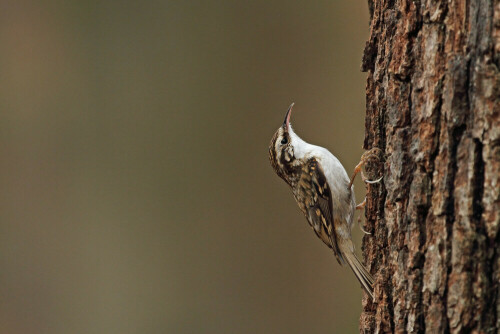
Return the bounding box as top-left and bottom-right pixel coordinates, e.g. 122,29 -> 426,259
282,103 -> 295,130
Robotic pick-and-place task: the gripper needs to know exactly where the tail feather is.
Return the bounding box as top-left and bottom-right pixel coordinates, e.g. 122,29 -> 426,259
339,243 -> 374,299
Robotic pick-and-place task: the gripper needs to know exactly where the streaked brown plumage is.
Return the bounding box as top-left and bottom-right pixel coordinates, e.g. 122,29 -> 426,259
269,104 -> 377,299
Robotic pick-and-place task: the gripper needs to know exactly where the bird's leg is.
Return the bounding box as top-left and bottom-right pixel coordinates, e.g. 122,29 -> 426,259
357,215 -> 371,235
356,198 -> 370,234
348,161 -> 364,189
349,148 -> 383,233
348,148 -> 383,189
356,198 -> 366,210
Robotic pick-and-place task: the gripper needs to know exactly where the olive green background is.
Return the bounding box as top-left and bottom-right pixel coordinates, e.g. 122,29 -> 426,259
1,1 -> 370,333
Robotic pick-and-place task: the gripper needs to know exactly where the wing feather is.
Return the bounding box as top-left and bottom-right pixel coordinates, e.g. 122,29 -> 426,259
298,158 -> 344,264
294,158 -> 374,298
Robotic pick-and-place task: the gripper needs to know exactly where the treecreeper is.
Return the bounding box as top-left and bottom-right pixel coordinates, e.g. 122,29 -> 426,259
268,103 -> 382,299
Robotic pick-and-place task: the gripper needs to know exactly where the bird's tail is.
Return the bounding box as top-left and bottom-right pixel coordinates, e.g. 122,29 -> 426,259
339,241 -> 374,299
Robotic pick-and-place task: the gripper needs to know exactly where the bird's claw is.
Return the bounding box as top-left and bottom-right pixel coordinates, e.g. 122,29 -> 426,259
356,198 -> 371,234
360,226 -> 372,235
364,175 -> 383,184
357,214 -> 371,235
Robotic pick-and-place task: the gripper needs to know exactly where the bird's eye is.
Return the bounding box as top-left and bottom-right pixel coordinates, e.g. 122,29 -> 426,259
281,137 -> 288,145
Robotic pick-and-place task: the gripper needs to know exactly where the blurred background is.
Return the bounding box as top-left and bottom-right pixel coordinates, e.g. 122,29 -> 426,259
0,1 -> 370,333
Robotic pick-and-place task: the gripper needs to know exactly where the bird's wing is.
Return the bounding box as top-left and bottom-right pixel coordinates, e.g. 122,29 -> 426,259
296,158 -> 374,297
298,158 -> 344,265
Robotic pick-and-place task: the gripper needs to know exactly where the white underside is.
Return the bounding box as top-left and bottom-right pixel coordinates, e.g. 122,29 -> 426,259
287,125 -> 356,238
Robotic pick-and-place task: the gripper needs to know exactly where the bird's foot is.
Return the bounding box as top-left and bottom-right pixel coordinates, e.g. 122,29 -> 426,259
356,198 -> 371,234
348,148 -> 383,189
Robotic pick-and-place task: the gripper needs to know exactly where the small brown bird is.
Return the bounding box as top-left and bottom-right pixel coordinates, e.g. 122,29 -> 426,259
268,103 -> 380,298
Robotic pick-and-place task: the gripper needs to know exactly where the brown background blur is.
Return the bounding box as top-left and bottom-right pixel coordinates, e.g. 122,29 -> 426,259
1,1 -> 370,333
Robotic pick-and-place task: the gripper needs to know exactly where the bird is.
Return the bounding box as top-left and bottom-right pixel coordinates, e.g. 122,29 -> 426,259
268,103 -> 380,299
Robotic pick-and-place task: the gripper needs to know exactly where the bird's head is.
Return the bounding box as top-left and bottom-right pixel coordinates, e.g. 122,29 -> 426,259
269,103 -> 306,184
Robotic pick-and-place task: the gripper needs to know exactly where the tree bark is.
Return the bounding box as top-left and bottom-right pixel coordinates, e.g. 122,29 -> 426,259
359,0 -> 499,333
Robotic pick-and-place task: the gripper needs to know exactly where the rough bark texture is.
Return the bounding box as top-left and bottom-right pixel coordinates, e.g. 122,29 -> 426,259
360,0 -> 500,333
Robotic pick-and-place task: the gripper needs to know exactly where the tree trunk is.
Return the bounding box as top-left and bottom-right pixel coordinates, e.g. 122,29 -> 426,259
359,0 -> 499,333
